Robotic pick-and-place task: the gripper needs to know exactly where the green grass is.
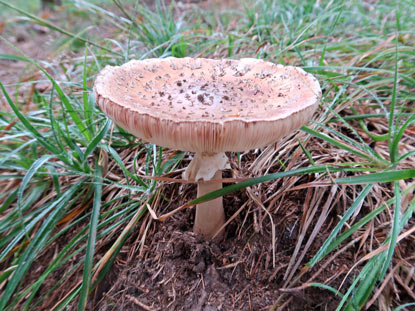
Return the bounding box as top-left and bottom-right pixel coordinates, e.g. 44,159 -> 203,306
0,0 -> 415,310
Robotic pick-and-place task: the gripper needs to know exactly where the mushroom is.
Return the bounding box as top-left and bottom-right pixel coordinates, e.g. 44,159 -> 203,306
94,57 -> 321,240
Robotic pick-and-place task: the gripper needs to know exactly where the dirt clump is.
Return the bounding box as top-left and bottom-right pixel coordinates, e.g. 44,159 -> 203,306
96,228 -> 279,311
93,195 -> 342,311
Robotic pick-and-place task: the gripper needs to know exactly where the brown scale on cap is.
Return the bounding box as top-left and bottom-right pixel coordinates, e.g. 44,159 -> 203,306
94,57 -> 321,154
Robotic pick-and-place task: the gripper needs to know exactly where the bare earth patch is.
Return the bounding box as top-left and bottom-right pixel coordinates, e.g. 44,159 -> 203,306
91,183 -> 345,311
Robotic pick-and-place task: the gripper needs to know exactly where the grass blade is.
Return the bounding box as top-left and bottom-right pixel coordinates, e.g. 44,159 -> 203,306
0,181 -> 84,310
188,165 -> 343,206
335,170 -> 415,184
379,182 -> 401,279
309,283 -> 344,298
308,184 -> 373,266
82,119 -> 111,163
0,51 -> 91,143
102,145 -> 148,187
77,165 -> 102,311
388,37 -> 399,163
318,203 -> 386,261
17,155 -> 54,208
390,113 -> 415,164
82,45 -> 93,137
348,253 -> 385,309
0,82 -> 60,155
393,303 -> 415,311
301,125 -> 386,166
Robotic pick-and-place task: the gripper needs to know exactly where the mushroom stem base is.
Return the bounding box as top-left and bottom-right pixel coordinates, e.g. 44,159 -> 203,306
194,170 -> 225,240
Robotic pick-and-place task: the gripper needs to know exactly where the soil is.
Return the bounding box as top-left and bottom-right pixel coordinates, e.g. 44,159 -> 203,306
89,185 -> 345,311
0,8 -> 66,112
90,189 -> 415,311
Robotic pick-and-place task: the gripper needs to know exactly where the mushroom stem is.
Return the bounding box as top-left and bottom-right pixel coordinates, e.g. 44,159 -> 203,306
183,152 -> 229,240
194,170 -> 225,240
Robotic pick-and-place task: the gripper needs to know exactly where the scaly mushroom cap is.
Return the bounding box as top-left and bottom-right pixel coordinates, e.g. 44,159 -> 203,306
94,57 -> 321,153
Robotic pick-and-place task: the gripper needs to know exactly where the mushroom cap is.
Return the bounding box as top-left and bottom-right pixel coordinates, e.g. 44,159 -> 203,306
94,57 -> 321,153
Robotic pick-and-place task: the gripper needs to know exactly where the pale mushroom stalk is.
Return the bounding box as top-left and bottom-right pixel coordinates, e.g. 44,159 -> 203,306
194,170 -> 224,239
184,152 -> 229,239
